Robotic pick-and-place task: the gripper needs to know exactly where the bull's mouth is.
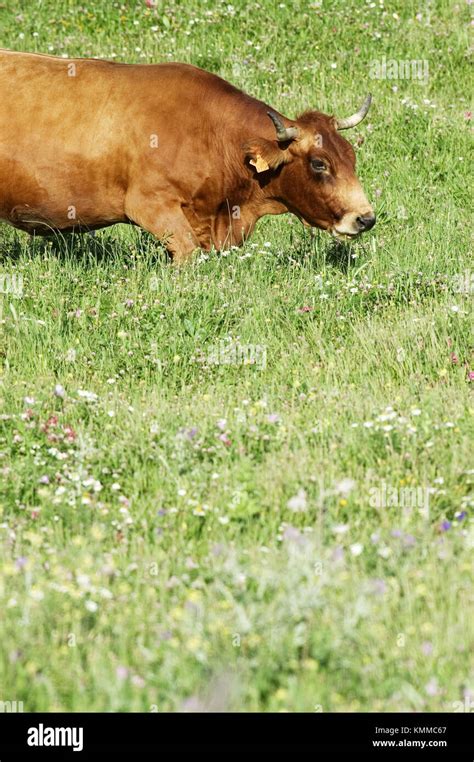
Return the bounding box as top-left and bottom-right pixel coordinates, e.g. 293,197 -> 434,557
297,217 -> 362,240
331,228 -> 359,241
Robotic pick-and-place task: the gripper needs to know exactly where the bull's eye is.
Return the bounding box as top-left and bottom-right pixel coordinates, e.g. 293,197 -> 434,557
310,159 -> 327,173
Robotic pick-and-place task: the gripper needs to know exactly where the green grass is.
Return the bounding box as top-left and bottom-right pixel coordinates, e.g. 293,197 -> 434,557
0,0 -> 473,712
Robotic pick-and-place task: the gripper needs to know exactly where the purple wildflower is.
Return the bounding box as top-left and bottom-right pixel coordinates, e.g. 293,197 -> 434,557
116,666 -> 129,680
282,525 -> 304,544
371,578 -> 387,595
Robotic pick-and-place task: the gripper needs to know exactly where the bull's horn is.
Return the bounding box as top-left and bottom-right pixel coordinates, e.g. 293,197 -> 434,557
336,94 -> 372,130
267,111 -> 299,141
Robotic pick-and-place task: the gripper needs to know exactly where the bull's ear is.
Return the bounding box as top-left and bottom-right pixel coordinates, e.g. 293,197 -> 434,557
244,139 -> 289,173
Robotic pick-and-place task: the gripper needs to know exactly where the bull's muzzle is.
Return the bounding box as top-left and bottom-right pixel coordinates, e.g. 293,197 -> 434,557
355,213 -> 376,232
333,208 -> 376,238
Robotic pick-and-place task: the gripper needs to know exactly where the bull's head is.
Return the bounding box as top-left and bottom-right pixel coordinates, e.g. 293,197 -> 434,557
245,96 -> 375,239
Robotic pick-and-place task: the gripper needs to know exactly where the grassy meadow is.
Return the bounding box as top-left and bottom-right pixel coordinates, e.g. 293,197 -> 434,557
0,0 -> 473,712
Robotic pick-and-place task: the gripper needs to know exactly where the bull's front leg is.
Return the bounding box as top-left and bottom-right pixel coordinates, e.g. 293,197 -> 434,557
125,194 -> 201,264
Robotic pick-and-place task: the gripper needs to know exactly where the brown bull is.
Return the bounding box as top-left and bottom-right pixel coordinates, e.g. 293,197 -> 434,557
0,49 -> 375,263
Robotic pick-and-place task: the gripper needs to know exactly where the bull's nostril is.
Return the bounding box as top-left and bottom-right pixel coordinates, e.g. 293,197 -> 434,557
356,214 -> 376,231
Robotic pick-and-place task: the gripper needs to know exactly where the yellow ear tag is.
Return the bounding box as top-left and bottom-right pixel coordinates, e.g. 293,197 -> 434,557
249,155 -> 270,173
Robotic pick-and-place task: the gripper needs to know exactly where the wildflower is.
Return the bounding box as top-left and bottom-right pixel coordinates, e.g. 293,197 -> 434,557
455,511 -> 467,521
54,384 -> 66,398
332,523 -> 349,535
77,389 -> 98,402
287,488 -> 307,512
63,425 -> 77,441
282,525 -> 303,543
334,478 -> 356,497
43,415 -> 58,431
77,574 -> 91,589
370,578 -> 386,595
425,678 -> 439,697
331,546 -> 344,562
350,543 -> 364,556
